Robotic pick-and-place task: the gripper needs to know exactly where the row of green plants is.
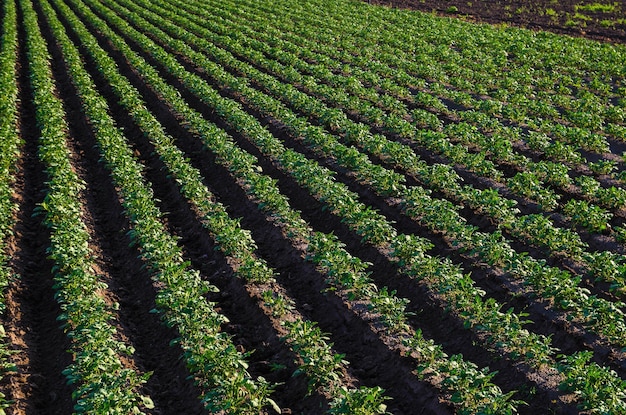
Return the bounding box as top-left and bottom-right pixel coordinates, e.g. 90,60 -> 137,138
123,0 -> 626,353
274,0 -> 626,145
166,0 -> 626,268
210,0 -> 626,213
0,0 -> 20,412
50,2 -> 389,410
144,0 -> 626,295
20,0 -> 153,412
87,0 -> 626,412
72,0 -> 519,411
39,0 -> 277,412
114,0 -> 615,412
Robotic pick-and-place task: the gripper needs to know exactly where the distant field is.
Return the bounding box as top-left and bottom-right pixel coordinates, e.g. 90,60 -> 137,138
370,0 -> 626,43
2,0 -> 626,413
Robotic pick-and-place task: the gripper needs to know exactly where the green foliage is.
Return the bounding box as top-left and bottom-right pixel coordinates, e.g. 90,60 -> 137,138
329,386 -> 391,415
574,2 -> 619,13
19,0 -> 626,412
563,199 -> 612,233
559,351 -> 626,414
262,291 -> 295,317
20,0 -> 152,411
282,320 -> 347,393
0,0 -> 21,410
507,171 -> 559,211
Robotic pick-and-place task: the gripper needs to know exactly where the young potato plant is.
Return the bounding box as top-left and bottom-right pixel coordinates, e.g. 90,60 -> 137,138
281,320 -> 347,393
328,386 -> 390,415
20,0 -> 153,412
558,351 -> 626,414
77,1 -> 519,410
112,0 -> 626,409
404,331 -> 521,415
563,199 -> 613,233
583,250 -> 626,293
507,171 -> 560,211
0,0 -> 21,411
43,0 -> 277,412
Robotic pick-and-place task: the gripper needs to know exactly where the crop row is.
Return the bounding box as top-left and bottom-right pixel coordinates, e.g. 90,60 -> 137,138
144,0 -> 626,294
48,0 -> 390,410
75,0 -> 626,411
0,0 -> 20,412
66,0 -> 523,411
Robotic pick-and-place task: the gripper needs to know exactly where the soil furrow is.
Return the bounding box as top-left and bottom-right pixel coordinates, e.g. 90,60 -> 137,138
115,12 -> 626,403
37,0 -> 216,412
69,4 -> 466,412
74,4 -> 580,414
1,6 -> 74,412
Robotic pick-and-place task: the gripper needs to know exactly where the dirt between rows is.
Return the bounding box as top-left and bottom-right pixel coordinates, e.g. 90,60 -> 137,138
2,4 -> 75,412
3,0 -> 626,413
82,3 -> 456,410
103,2 -> 588,411
367,0 -> 626,43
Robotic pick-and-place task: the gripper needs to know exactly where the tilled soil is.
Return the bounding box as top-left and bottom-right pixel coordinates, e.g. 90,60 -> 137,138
3,0 -> 626,414
367,0 -> 626,43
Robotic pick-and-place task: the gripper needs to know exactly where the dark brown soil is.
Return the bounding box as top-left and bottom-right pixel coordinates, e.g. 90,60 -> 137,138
367,0 -> 626,43
74,4 -> 456,411
3,0 -> 626,413
2,5 -> 74,412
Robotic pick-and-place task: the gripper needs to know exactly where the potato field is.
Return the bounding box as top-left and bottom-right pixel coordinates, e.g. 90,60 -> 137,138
1,0 -> 626,413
